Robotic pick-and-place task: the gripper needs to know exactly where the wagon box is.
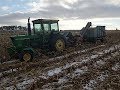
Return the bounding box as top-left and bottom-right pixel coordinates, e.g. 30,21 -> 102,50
81,22 -> 106,42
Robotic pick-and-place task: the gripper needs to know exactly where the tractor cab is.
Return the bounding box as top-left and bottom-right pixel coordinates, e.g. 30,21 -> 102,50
32,19 -> 59,35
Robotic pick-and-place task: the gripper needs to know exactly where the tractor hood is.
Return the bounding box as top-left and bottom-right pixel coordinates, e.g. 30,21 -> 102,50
11,35 -> 31,41
10,35 -> 35,48
10,34 -> 40,40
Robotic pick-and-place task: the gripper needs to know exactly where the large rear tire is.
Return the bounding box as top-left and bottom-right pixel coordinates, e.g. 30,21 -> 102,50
50,35 -> 66,52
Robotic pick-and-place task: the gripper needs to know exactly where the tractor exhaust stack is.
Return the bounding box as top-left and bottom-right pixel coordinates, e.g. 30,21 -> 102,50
27,17 -> 31,35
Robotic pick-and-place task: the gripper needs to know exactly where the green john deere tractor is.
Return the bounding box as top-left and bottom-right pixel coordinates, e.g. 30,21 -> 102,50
8,18 -> 75,62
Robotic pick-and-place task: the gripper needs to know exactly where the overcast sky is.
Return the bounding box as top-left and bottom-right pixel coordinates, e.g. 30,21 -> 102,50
0,0 -> 120,30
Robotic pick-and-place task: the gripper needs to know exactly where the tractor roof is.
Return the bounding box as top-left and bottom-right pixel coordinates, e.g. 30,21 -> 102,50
32,19 -> 59,24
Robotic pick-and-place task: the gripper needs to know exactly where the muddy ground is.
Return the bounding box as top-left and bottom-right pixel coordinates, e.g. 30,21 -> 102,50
0,30 -> 120,90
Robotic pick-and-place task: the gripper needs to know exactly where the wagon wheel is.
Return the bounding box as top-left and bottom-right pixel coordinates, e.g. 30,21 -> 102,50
100,37 -> 107,43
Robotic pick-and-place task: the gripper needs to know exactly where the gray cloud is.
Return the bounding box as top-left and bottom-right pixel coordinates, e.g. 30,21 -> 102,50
0,0 -> 120,26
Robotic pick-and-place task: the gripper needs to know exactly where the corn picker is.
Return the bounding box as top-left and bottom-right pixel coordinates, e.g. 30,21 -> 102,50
7,18 -> 106,62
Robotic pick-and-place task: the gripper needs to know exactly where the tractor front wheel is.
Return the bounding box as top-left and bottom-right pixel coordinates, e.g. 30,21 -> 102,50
19,51 -> 33,62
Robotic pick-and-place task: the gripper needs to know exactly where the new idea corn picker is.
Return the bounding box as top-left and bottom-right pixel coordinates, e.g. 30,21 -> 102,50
7,18 -> 106,62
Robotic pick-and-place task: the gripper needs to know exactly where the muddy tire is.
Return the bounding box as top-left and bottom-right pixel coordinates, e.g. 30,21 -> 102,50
50,35 -> 66,52
19,51 -> 33,62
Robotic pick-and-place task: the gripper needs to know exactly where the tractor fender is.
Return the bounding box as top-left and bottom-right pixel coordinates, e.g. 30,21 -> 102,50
50,34 -> 67,46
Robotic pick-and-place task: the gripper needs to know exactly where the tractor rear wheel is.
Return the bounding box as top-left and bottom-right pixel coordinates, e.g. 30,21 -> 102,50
50,35 -> 65,52
55,39 -> 65,51
19,51 -> 33,62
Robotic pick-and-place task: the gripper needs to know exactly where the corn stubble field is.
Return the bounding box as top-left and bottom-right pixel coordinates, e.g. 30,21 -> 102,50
0,30 -> 120,90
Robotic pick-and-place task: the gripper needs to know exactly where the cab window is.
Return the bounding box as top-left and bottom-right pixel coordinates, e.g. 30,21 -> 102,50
43,24 -> 49,31
51,23 -> 58,31
34,24 -> 42,33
